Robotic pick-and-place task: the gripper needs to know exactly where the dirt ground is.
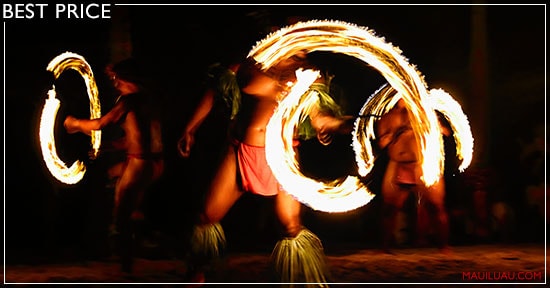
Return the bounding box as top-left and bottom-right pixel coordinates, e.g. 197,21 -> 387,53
4,243 -> 547,286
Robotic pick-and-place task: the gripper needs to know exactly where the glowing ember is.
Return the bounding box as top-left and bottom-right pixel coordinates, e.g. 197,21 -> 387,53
39,52 -> 101,184
250,20 -> 473,212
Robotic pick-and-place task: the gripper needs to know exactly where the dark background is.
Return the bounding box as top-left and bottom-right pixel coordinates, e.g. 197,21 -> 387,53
4,4 -> 545,264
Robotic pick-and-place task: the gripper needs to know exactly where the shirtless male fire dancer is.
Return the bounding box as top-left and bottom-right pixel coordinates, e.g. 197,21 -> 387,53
178,50 -> 354,285
64,58 -> 164,273
374,86 -> 452,254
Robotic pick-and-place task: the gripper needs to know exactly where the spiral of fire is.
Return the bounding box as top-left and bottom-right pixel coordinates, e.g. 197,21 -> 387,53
250,20 -> 472,212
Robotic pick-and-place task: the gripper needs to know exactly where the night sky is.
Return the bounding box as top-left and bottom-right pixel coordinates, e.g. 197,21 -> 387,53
3,4 -> 545,264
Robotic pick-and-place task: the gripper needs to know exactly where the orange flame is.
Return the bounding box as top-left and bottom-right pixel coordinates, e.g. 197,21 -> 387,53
39,52 -> 102,184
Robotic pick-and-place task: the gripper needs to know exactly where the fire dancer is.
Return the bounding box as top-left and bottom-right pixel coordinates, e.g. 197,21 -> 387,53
64,57 -> 164,273
374,87 -> 452,254
178,50 -> 354,285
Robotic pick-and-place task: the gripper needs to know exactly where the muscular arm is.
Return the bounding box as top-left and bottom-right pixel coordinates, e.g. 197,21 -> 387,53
64,100 -> 128,135
185,89 -> 216,135
178,89 -> 215,157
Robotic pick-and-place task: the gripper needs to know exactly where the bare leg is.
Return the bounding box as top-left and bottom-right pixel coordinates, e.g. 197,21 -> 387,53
112,157 -> 152,273
380,160 -> 411,253
273,189 -> 329,285
423,178 -> 451,253
200,145 -> 243,224
414,201 -> 431,247
274,189 -> 302,237
114,158 -> 153,224
187,146 -> 243,284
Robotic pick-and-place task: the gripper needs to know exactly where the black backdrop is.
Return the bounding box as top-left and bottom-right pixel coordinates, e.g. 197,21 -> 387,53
4,4 -> 545,264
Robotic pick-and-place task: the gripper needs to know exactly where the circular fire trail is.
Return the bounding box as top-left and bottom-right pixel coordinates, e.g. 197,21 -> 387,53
39,52 -> 101,185
249,20 -> 473,212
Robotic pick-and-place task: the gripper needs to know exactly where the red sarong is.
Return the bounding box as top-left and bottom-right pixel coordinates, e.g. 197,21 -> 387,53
237,142 -> 280,196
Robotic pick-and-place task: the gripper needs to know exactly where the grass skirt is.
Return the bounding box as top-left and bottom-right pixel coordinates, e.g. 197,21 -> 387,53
271,228 -> 330,287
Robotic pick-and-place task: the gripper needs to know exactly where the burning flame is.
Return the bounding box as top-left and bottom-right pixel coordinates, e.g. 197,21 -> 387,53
426,88 -> 474,172
250,20 -> 473,212
39,52 -> 102,184
265,69 -> 376,212
353,85 -> 473,186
